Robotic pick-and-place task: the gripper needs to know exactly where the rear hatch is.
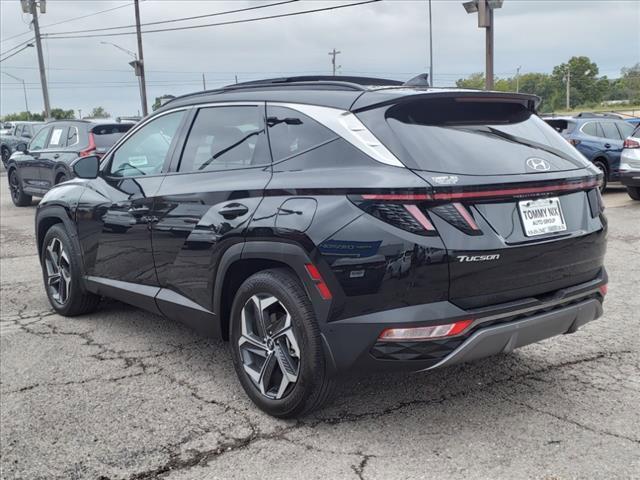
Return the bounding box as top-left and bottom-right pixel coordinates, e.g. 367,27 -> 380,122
356,93 -> 606,308
91,123 -> 134,156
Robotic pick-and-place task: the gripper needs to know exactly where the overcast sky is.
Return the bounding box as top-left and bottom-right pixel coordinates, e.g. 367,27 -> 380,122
1,0 -> 638,117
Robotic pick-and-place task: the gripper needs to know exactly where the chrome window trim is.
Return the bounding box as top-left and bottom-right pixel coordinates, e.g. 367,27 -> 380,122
268,102 -> 405,168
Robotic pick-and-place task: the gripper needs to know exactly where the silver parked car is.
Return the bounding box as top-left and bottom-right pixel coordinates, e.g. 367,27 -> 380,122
1,121 -> 45,166
620,123 -> 640,200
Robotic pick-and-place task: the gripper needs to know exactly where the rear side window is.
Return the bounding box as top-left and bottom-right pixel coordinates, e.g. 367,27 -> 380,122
581,122 -> 602,137
14,125 -> 23,137
91,124 -> 133,154
47,127 -> 67,148
267,106 -> 336,162
616,121 -> 634,139
179,106 -> 269,172
67,126 -> 79,146
360,97 -> 586,175
601,122 -> 622,140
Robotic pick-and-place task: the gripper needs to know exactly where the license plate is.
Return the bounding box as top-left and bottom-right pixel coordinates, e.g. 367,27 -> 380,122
518,197 -> 567,237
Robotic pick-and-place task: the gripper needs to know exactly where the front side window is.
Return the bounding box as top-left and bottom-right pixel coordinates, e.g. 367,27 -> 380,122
267,106 -> 336,162
109,111 -> 185,177
14,125 -> 23,137
29,127 -> 50,151
179,106 -> 268,172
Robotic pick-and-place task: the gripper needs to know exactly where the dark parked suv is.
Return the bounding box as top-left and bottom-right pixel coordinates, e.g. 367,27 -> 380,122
34,77 -> 607,417
7,119 -> 133,206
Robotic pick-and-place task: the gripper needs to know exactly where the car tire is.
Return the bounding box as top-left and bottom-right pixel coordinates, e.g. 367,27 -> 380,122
593,159 -> 608,192
8,169 -> 32,207
1,146 -> 10,166
229,268 -> 334,418
627,186 -> 640,201
41,224 -> 101,316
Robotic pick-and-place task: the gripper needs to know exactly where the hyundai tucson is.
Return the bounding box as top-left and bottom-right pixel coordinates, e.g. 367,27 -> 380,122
34,76 -> 607,417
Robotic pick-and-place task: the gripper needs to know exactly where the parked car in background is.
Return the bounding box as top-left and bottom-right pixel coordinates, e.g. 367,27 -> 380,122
544,113 -> 635,191
1,121 -> 45,166
0,122 -> 14,136
620,123 -> 640,200
32,77 -> 607,417
625,117 -> 640,126
6,119 -> 133,206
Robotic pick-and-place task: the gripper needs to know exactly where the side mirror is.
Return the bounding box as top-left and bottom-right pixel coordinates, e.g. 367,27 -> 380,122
72,155 -> 100,179
16,143 -> 28,154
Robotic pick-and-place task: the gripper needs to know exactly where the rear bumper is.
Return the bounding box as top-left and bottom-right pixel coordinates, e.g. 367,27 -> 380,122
321,271 -> 606,374
619,170 -> 640,187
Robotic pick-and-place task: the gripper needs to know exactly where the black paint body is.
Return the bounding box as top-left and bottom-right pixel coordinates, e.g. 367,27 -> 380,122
34,84 -> 607,373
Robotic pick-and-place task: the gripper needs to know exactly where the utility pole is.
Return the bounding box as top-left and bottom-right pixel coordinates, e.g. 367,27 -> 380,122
515,65 -> 521,93
202,73 -> 206,90
25,0 -> 51,119
2,72 -> 29,118
565,68 -> 571,110
78,109 -> 82,119
428,0 -> 433,86
328,48 -> 341,76
462,0 -> 503,90
133,0 -> 148,116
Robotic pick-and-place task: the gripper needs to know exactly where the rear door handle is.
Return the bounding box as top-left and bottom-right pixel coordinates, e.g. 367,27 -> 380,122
218,203 -> 249,219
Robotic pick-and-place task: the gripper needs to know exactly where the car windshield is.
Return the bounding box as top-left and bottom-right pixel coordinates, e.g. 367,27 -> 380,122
363,97 -> 589,175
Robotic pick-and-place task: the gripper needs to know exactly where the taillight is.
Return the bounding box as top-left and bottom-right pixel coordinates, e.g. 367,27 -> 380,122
357,200 -> 437,236
623,138 -> 640,149
430,202 -> 482,235
379,319 -> 473,341
79,132 -> 96,157
599,284 -> 608,296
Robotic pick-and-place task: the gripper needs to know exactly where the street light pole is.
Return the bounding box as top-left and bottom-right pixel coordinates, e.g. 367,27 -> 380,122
28,0 -> 51,119
516,65 -> 521,93
2,72 -> 30,118
100,41 -> 146,117
428,0 -> 434,86
462,0 -> 503,90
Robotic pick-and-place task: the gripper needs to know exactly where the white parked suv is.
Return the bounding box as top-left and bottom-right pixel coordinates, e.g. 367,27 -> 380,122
620,124 -> 640,200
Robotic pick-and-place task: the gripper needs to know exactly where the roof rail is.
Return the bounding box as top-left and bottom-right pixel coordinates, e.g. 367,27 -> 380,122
575,112 -> 622,119
225,75 -> 403,90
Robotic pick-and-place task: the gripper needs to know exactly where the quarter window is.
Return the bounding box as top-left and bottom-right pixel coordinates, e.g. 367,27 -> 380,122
109,110 -> 185,177
266,106 -> 336,162
179,106 -> 268,172
581,122 -> 600,137
616,122 -> 634,139
67,126 -> 79,146
29,127 -> 50,151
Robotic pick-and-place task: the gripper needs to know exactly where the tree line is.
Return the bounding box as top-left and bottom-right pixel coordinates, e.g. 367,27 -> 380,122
1,106 -> 110,122
456,57 -> 639,113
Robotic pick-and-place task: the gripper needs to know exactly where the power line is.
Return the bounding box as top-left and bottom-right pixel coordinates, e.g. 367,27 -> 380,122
42,0 -> 382,39
0,2 -> 134,44
43,0 -> 298,36
0,38 -> 34,57
0,45 -> 34,63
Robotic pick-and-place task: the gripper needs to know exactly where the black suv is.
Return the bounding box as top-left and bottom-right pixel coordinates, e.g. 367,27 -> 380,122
34,77 -> 607,417
7,119 -> 133,206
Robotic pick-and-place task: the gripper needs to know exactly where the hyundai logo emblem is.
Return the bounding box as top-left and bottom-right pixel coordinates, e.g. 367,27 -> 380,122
526,157 -> 551,171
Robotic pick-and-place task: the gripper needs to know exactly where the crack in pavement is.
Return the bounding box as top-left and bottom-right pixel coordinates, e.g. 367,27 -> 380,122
351,452 -> 376,480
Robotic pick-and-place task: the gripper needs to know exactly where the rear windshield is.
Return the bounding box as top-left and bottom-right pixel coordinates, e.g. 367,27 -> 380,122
91,124 -> 133,153
358,97 -> 588,175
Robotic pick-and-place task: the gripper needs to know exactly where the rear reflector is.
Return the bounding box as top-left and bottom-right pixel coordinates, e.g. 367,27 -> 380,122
305,263 -> 332,300
379,319 -> 473,341
403,204 -> 436,231
599,284 -> 608,296
452,203 -> 480,231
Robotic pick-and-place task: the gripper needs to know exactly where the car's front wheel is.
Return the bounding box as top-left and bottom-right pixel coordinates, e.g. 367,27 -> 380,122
8,169 -> 32,207
229,268 -> 334,417
41,224 -> 101,316
1,146 -> 10,165
627,186 -> 640,201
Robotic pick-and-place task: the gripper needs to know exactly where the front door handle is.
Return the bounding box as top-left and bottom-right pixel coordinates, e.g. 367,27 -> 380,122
218,203 -> 249,219
53,154 -> 60,159
604,143 -> 611,149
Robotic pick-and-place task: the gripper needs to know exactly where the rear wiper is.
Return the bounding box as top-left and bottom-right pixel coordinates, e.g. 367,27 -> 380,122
460,126 -> 585,168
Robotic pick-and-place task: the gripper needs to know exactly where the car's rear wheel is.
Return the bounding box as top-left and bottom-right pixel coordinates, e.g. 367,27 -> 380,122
229,268 -> 334,417
41,224 -> 101,316
8,169 -> 32,207
593,159 -> 608,192
627,186 -> 640,201
55,173 -> 68,184
1,146 -> 10,165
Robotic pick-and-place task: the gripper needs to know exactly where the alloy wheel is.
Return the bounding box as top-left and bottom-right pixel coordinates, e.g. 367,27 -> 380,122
9,171 -> 21,202
238,294 -> 301,400
44,237 -> 72,305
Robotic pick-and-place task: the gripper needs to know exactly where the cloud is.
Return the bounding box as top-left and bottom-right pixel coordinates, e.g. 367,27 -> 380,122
1,0 -> 638,116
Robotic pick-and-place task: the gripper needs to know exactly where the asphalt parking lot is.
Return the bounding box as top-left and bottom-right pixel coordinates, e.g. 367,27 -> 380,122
0,171 -> 638,480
